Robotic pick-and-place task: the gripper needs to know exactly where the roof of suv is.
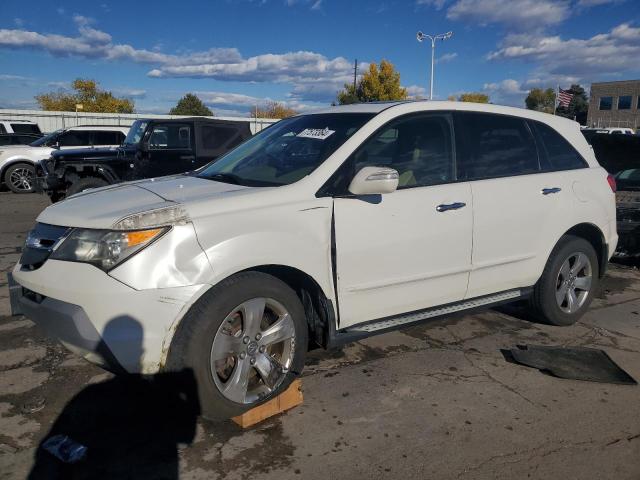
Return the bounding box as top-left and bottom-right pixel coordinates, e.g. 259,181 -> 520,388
67,126 -> 129,131
312,100 -> 577,126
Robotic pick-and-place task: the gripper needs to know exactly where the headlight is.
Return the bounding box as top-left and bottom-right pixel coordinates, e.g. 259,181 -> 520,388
50,227 -> 168,271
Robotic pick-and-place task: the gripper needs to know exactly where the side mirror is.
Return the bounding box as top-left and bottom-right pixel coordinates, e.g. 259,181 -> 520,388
53,141 -> 60,149
348,166 -> 399,195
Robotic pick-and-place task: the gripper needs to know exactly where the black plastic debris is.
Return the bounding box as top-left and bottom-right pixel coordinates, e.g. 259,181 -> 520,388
506,345 -> 637,385
42,435 -> 87,464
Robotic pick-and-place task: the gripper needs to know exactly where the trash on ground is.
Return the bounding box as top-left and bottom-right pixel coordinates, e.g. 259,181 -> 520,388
41,435 -> 87,464
506,345 -> 637,385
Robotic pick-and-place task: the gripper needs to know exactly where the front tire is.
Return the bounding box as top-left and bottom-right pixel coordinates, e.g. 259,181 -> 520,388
4,163 -> 35,193
166,272 -> 308,420
530,235 -> 599,326
66,176 -> 108,196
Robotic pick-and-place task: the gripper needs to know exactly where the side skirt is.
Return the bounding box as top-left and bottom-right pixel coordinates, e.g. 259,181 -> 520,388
326,287 -> 532,349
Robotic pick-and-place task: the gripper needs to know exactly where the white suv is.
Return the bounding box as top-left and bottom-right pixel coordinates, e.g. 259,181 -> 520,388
11,101 -> 617,418
0,125 -> 128,193
0,119 -> 42,135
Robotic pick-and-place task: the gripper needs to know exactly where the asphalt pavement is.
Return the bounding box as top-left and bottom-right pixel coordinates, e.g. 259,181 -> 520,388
1,191 -> 639,479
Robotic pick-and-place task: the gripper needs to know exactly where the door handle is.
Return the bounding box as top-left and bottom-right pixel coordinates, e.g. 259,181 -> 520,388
541,187 -> 562,195
436,202 -> 466,212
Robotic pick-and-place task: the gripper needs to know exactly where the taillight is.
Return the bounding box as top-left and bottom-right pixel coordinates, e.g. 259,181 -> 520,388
607,174 -> 617,193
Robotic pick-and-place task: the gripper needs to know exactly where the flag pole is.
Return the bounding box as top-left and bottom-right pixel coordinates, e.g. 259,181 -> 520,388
554,85 -> 559,115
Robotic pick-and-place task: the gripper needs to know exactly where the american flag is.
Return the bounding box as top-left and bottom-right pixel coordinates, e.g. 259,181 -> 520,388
557,88 -> 574,108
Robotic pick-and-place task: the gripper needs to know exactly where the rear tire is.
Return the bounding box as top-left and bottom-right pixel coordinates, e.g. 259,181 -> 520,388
166,272 -> 308,420
66,177 -> 108,196
4,163 -> 35,193
530,235 -> 599,326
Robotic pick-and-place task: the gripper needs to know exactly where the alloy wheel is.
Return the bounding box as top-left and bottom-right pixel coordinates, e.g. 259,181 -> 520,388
555,252 -> 592,314
210,297 -> 296,404
9,167 -> 34,192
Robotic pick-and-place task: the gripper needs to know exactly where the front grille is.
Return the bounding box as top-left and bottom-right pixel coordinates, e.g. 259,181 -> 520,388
20,223 -> 71,271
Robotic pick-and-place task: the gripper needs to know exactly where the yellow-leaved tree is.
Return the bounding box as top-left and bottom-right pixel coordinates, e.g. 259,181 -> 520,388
35,79 -> 134,113
337,60 -> 408,105
254,101 -> 298,119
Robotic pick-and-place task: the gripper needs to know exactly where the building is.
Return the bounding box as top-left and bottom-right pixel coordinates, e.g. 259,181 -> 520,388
587,80 -> 640,131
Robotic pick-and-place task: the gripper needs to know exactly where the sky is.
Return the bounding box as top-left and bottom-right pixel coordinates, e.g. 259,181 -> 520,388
0,0 -> 639,116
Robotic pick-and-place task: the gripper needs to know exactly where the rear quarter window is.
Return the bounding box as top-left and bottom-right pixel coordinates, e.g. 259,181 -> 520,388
11,123 -> 41,134
531,122 -> 587,171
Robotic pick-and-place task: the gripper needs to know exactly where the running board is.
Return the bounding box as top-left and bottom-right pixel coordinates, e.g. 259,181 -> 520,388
345,289 -> 523,334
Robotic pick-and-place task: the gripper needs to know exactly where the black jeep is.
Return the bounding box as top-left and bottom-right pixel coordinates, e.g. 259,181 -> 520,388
37,117 -> 252,201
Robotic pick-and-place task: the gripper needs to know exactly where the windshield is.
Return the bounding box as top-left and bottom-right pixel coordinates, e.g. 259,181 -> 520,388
29,129 -> 62,147
197,113 -> 374,187
123,120 -> 149,145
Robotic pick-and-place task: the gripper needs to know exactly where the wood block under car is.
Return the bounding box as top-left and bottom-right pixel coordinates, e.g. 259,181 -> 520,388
232,379 -> 303,428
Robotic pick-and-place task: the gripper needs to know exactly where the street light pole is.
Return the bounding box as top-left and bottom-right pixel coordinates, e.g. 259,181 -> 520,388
417,30 -> 453,100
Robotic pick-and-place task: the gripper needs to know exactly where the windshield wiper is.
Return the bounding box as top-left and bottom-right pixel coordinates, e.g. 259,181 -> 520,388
204,173 -> 244,185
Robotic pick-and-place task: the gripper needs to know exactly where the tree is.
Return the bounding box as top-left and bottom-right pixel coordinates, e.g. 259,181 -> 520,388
458,92 -> 490,103
337,60 -> 408,105
169,93 -> 213,116
525,88 -> 556,114
35,79 -> 134,113
556,84 -> 589,125
254,101 -> 298,119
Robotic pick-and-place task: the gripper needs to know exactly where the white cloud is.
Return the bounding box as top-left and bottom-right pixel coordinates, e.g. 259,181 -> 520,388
436,52 -> 458,63
193,90 -> 322,114
416,0 -> 449,9
577,0 -> 623,6
0,74 -> 29,81
482,78 -> 528,106
0,21 -> 355,103
447,0 -> 570,30
488,23 -> 640,78
405,85 -> 427,99
113,88 -> 147,98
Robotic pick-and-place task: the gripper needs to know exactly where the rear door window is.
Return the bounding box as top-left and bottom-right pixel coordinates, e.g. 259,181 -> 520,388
93,131 -> 124,146
455,112 -> 540,180
531,121 -> 587,171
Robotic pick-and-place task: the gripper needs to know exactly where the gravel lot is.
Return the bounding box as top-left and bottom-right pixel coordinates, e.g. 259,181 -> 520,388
1,191 -> 640,479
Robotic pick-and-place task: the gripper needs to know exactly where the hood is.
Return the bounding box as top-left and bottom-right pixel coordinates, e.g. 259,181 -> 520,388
0,145 -> 52,158
36,175 -> 252,229
51,146 -> 127,162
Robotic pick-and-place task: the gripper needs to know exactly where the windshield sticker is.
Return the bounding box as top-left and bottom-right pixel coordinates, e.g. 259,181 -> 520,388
297,127 -> 336,140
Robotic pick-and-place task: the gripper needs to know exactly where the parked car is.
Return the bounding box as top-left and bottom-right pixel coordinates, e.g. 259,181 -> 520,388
590,134 -> 640,256
0,119 -> 42,135
10,101 -> 617,419
606,127 -> 635,135
580,128 -> 610,144
37,118 -> 252,201
0,133 -> 43,146
0,126 -> 128,194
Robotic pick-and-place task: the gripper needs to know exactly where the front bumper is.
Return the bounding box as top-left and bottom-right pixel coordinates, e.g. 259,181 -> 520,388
33,161 -> 63,194
12,259 -> 207,374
